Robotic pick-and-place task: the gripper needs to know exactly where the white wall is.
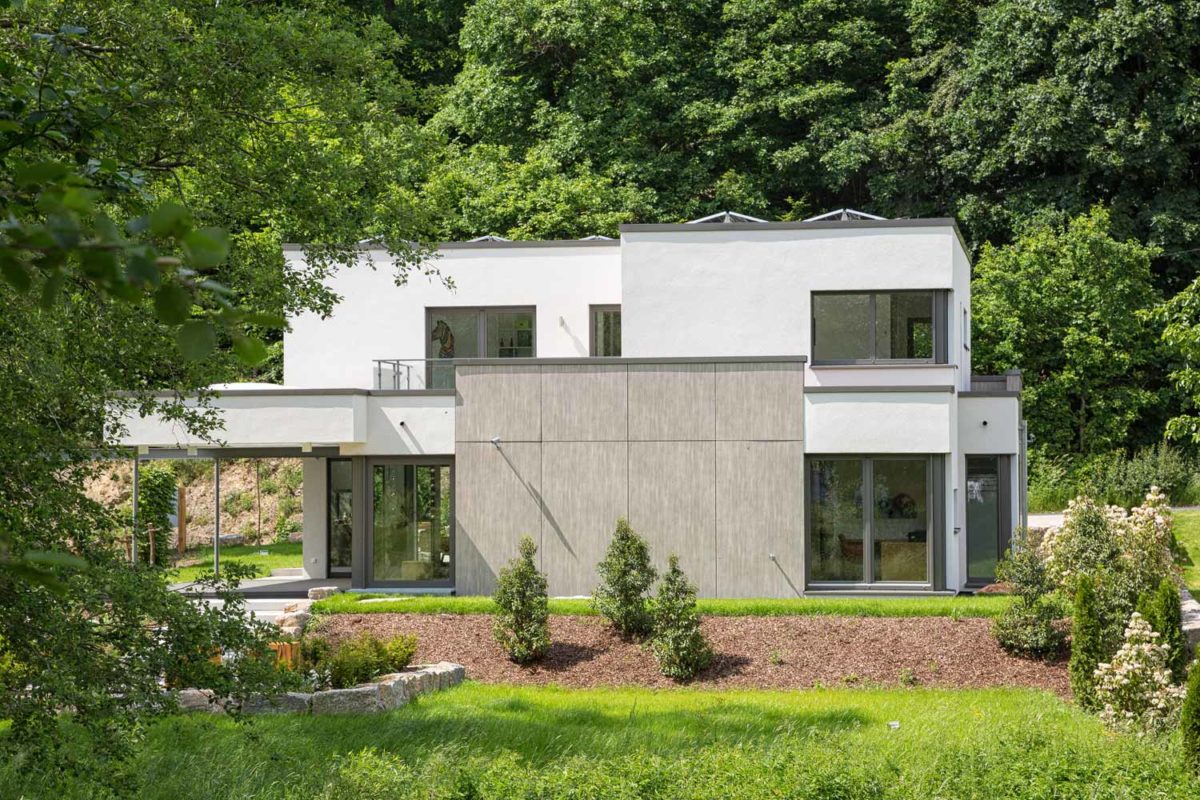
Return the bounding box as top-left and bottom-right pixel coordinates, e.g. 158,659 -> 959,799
958,397 -> 1021,455
284,244 -> 621,388
302,457 -> 327,579
804,392 -> 953,453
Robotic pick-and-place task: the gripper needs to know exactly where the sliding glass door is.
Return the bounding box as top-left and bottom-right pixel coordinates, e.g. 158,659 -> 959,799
966,455 -> 1011,585
368,460 -> 453,587
808,456 -> 932,586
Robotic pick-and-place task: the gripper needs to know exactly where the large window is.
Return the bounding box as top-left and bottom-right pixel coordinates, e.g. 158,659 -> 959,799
590,305 -> 621,356
370,462 -> 452,585
812,291 -> 944,364
809,457 -> 932,585
427,307 -> 535,388
327,459 -> 353,576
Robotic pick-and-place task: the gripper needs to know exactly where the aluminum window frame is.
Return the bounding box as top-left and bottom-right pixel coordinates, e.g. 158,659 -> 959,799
326,457 -> 353,578
364,456 -> 456,590
589,304 -> 621,357
425,305 -> 538,361
811,290 -> 948,365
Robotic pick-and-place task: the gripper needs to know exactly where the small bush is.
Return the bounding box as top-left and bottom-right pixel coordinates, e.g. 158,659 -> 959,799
280,463 -> 304,493
222,489 -> 254,515
493,536 -> 550,664
992,596 -> 1066,658
1183,660 -> 1200,774
1070,576 -> 1105,710
650,555 -> 712,681
1094,613 -> 1185,735
995,527 -> 1055,601
312,633 -> 418,689
593,518 -> 657,639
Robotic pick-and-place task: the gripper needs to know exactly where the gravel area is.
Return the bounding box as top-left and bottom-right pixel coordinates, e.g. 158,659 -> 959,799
314,613 -> 1069,695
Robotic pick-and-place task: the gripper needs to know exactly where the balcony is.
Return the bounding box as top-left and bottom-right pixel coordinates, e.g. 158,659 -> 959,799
967,371 -> 1023,395
373,358 -> 455,391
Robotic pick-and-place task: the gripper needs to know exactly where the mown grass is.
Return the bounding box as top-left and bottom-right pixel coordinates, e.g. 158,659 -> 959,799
311,592 -> 1013,618
169,541 -> 302,584
1175,509 -> 1200,593
5,683 -> 1194,799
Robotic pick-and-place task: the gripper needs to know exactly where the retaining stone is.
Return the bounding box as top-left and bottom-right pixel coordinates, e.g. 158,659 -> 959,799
177,688 -> 222,713
307,586 -> 344,600
241,692 -> 313,715
1182,588 -> 1200,650
311,685 -> 384,715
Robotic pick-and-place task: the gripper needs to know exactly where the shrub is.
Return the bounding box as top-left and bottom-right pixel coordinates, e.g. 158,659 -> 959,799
992,596 -> 1066,658
311,633 -> 418,689
1070,576 -> 1105,710
1094,613 -> 1186,736
492,536 -> 550,664
1138,577 -> 1189,684
1183,660 -> 1200,774
650,555 -> 712,681
222,489 -> 254,515
130,462 -> 176,567
995,527 -> 1054,601
593,518 -> 657,638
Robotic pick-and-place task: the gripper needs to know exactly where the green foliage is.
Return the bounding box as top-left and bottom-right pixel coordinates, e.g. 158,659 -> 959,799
1030,445 -> 1200,512
1138,578 -> 1190,684
992,596 -> 1067,659
132,463 -> 177,567
316,633 -> 419,690
972,208 -> 1161,457
1070,577 -> 1105,711
492,536 -> 550,664
650,555 -> 712,681
994,528 -> 1054,602
221,489 -> 255,516
1184,660 -> 1200,775
592,518 -> 656,638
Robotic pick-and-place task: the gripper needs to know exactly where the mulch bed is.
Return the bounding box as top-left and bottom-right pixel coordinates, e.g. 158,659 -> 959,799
313,613 -> 1070,696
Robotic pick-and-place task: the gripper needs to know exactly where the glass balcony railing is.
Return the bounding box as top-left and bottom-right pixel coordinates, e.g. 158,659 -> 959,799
373,358 -> 457,391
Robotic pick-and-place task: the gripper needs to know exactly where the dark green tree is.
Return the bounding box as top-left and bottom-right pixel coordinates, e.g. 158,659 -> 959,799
650,554 -> 712,681
593,518 -> 657,639
1070,576 -> 1105,711
492,535 -> 550,664
1184,658 -> 1200,775
1138,578 -> 1190,684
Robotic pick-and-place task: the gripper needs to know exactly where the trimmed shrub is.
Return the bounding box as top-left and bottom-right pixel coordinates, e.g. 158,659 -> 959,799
1070,576 -> 1105,710
995,527 -> 1055,601
1183,659 -> 1200,774
593,518 -> 657,638
1094,613 -> 1185,735
650,555 -> 712,681
992,596 -> 1066,658
1139,577 -> 1189,684
493,536 -> 550,664
315,633 -> 418,689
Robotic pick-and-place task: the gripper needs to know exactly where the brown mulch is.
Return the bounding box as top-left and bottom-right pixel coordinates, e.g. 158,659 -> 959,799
313,613 -> 1070,696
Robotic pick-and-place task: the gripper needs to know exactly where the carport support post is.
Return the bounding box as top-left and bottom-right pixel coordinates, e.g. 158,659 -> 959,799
213,458 -> 221,578
130,455 -> 139,564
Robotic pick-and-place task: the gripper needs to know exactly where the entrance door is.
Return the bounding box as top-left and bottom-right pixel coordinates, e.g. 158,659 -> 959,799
966,455 -> 1011,585
368,461 -> 453,587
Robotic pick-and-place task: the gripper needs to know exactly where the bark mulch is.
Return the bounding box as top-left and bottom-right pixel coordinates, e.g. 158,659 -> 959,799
313,613 -> 1069,696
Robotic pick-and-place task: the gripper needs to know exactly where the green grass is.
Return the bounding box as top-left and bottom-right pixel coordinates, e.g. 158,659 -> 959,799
6,684 -> 1194,799
169,541 -> 302,584
312,592 -> 1013,618
1175,509 -> 1200,593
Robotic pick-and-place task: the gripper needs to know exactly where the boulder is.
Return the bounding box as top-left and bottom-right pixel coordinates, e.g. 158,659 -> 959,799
1182,588 -> 1200,649
311,685 -> 384,715
307,586 -> 344,600
287,531 -> 304,543
375,673 -> 411,710
177,688 -> 221,713
282,601 -> 302,613
976,582 -> 1013,595
217,533 -> 245,547
276,611 -> 310,630
241,692 -> 313,715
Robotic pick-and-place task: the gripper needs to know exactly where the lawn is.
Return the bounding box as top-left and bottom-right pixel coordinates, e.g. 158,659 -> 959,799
1175,509 -> 1200,593
6,684 -> 1193,799
312,592 -> 1012,618
170,541 -> 302,584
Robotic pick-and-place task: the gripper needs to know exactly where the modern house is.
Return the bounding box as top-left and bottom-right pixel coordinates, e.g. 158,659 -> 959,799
118,210 -> 1026,596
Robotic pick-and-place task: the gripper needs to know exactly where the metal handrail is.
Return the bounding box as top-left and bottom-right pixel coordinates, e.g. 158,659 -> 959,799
372,358 -> 457,390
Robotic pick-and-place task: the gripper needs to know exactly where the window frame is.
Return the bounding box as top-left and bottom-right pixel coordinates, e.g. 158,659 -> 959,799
811,290 -> 948,365
365,456 -> 456,589
425,305 -> 537,362
805,454 -> 939,591
326,457 -> 353,578
589,304 -> 621,357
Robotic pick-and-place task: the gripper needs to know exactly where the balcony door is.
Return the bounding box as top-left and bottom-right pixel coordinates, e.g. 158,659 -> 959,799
367,459 -> 453,587
426,307 -> 535,389
966,455 -> 1011,586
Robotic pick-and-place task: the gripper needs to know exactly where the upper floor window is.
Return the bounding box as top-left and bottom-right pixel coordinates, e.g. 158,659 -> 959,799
812,291 -> 946,364
590,305 -> 621,356
426,307 -> 534,388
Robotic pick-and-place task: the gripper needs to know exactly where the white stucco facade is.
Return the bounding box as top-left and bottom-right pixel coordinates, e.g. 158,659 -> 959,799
116,216 -> 1024,595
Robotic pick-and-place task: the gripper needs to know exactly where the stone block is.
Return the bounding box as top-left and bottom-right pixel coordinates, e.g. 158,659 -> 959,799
241,692 -> 312,715
276,611 -> 310,630
218,533 -> 245,547
307,586 -> 344,601
376,673 -> 411,710
177,688 -> 221,713
311,685 -> 383,715
1182,588 -> 1200,649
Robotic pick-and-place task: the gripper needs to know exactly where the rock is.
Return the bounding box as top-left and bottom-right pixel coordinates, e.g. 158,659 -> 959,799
278,625 -> 303,638
241,692 -> 312,715
276,611 -> 310,630
218,533 -> 245,547
287,531 -> 304,543
308,586 -> 344,600
976,582 -> 1013,595
311,685 -> 384,714
1181,588 -> 1200,649
282,602 -> 302,613
177,688 -> 221,713
375,673 -> 411,710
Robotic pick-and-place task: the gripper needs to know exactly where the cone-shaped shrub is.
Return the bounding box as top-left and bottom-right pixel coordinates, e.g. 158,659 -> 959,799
650,555 -> 711,681
1070,575 -> 1105,711
1183,660 -> 1200,774
493,536 -> 550,664
593,518 -> 657,638
1153,578 -> 1189,683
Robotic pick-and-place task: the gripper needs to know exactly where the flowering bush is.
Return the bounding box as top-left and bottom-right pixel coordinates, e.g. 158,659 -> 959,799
1093,613 -> 1186,735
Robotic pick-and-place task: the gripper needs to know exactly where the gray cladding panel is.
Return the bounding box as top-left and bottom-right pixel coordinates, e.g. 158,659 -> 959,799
628,441 -> 717,596
540,365 -> 628,442
716,441 -> 804,597
454,442 -> 542,595
455,365 -> 540,443
628,363 -> 715,441
715,362 -> 804,441
539,441 -> 628,593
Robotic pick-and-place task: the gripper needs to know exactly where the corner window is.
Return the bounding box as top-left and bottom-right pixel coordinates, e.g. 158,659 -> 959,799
590,305 -> 621,356
812,291 -> 946,364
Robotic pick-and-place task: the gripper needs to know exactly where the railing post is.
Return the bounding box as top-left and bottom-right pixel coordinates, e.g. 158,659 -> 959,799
213,458 -> 221,579
131,455 -> 139,565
